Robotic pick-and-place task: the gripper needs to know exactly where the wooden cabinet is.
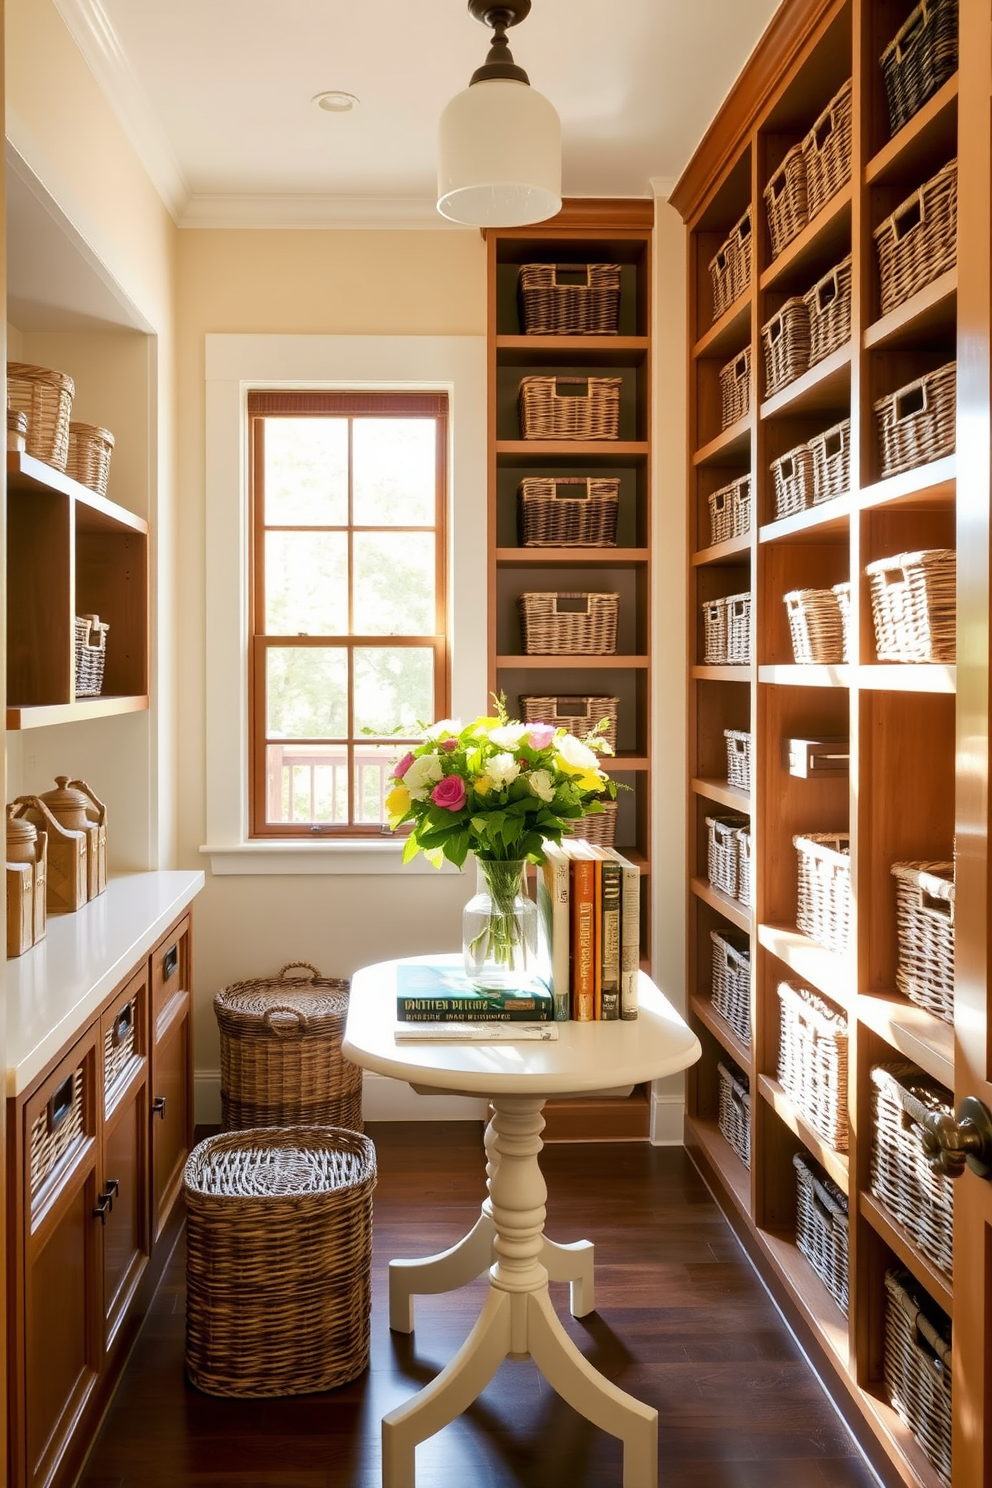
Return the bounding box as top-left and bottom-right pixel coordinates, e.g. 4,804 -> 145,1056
149,914 -> 192,1245
6,451 -> 149,729
672,2 -> 991,1485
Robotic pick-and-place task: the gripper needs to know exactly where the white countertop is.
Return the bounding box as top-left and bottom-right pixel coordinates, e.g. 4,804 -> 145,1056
345,954 -> 701,1100
6,870 -> 204,1096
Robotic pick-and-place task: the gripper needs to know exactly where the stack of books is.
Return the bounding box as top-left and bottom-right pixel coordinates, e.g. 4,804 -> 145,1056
537,840 -> 640,1023
394,961 -> 557,1041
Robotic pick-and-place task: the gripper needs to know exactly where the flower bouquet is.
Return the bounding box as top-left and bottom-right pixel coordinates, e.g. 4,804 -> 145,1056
386,697 -> 617,986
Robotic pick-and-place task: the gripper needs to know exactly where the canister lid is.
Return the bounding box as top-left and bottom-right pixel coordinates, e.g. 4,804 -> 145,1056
6,804 -> 37,855
37,776 -> 91,816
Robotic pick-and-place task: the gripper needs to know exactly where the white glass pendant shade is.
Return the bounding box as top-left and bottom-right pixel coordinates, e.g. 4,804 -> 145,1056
437,78 -> 561,226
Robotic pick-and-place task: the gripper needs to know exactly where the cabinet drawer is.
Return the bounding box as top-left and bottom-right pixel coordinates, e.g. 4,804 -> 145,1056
101,967 -> 148,1110
25,1035 -> 97,1212
150,914 -> 190,1030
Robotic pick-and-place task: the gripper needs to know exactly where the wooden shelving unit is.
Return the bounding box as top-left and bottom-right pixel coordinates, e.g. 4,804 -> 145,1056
486,201 -> 653,1141
674,3 -> 992,1486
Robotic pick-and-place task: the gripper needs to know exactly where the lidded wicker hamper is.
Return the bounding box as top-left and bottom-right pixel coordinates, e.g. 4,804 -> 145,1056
870,1062 -> 954,1277
518,375 -> 621,440
520,694 -> 618,752
518,591 -> 619,655
7,362 -> 75,471
214,962 -> 363,1131
183,1126 -> 376,1397
709,208 -> 753,319
891,860 -> 955,1023
880,0 -> 958,139
884,1268 -> 952,1486
775,981 -> 849,1150
794,1151 -> 849,1312
517,263 -> 621,335
517,476 -> 618,547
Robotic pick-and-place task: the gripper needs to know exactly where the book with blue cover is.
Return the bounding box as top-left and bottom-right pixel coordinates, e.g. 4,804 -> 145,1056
395,962 -> 553,1022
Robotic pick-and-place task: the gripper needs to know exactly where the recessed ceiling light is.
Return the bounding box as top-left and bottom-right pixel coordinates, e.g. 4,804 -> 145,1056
313,91 -> 360,113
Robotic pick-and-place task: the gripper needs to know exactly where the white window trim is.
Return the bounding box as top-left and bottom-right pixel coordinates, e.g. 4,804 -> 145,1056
201,334 -> 488,875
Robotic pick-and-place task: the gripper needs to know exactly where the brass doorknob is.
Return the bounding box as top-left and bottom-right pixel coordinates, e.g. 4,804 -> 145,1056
921,1097 -> 992,1179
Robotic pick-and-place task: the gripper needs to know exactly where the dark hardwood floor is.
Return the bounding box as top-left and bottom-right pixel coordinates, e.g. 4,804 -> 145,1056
80,1122 -> 880,1488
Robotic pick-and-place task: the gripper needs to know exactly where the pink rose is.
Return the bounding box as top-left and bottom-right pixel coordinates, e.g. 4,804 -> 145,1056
527,723 -> 555,751
393,751 -> 415,780
431,775 -> 466,811
441,738 -> 459,752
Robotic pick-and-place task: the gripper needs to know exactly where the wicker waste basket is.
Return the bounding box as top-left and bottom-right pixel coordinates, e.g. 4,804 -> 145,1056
214,962 -> 363,1131
184,1126 -> 376,1397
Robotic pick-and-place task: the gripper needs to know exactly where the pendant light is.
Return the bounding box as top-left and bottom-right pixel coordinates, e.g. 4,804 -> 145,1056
437,0 -> 562,227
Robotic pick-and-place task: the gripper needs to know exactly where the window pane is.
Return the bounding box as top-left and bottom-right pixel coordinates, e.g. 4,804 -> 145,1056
353,647 -> 433,736
265,532 -> 348,635
353,532 -> 435,635
265,743 -> 348,825
264,418 -> 348,525
354,743 -> 406,825
353,419 -> 436,526
266,648 -> 348,737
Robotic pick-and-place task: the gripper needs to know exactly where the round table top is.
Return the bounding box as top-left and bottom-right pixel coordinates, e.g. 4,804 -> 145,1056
343,954 -> 701,1099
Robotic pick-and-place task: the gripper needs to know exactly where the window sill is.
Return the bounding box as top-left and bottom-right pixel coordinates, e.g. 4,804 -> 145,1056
200,840 -> 463,876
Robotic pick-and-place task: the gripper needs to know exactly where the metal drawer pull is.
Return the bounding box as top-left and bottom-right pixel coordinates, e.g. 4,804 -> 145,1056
93,1180 -> 118,1224
163,944 -> 179,981
151,1096 -> 167,1119
112,1004 -> 133,1046
46,1076 -> 74,1135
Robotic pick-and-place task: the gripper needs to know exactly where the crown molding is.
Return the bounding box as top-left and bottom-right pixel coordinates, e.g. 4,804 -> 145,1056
178,194 -> 469,230
649,176 -> 678,201
50,0 -> 189,221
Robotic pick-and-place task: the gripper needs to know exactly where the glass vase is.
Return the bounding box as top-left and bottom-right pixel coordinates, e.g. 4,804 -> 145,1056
462,857 -> 538,989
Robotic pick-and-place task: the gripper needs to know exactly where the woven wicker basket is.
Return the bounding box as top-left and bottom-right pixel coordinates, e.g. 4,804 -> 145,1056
809,418 -> 851,504
518,263 -> 621,335
706,813 -> 749,900
892,860 -> 955,1023
184,1126 -> 376,1397
518,476 -> 619,547
881,0 -> 959,139
568,800 -> 618,849
738,827 -> 753,908
795,831 -> 851,953
717,1060 -> 751,1167
7,362 -> 75,471
875,362 -> 956,480
761,298 -> 811,398
870,1063 -> 954,1277
776,981 -> 849,1150
74,615 -> 109,698
518,591 -> 619,655
718,347 -> 751,429
710,928 -> 751,1046
805,256 -> 853,366
884,1269 -> 952,1486
709,208 -> 753,320
764,144 -> 808,260
702,597 -> 728,665
802,79 -> 853,221
65,422 -> 115,497
771,441 -> 816,519
726,591 -> 752,664
724,728 -> 751,792
708,473 -> 751,545
874,159 -> 957,316
214,962 -> 363,1131
518,375 -> 622,440
30,1068 -> 84,1198
835,582 -> 852,661
784,587 -> 848,664
520,694 -> 619,752
866,548 -> 955,662
794,1151 -> 849,1312
104,995 -> 139,1095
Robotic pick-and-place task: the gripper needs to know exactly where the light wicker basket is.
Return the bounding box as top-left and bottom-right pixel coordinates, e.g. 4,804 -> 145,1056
718,347 -> 751,429
884,1268 -> 952,1487
518,375 -> 622,441
809,418 -> 851,504
764,144 -> 808,261
771,441 -> 816,520
724,728 -> 752,792
520,694 -> 619,752
726,591 -> 752,664
835,582 -> 852,661
518,476 -> 619,547
870,1063 -> 954,1278
30,1068 -> 84,1198
794,1151 -> 849,1312
709,208 -> 753,320
214,963 -> 363,1131
74,614 -> 109,698
866,548 -> 955,662
518,263 -> 621,335
805,255 -> 853,366
776,981 -> 849,1150
568,800 -> 618,849
7,362 -> 75,471
738,827 -> 753,908
717,1060 -> 751,1168
881,0 -> 959,139
874,362 -> 956,480
518,591 -> 619,655
892,860 -> 954,1024
784,587 -> 848,664
103,995 -> 139,1095
65,422 -> 115,497
710,927 -> 751,1046
802,79 -> 853,221
708,473 -> 751,545
874,159 -> 957,316
761,297 -> 810,398
795,831 -> 852,953
702,596 -> 728,665
706,813 -> 749,900
184,1126 -> 376,1397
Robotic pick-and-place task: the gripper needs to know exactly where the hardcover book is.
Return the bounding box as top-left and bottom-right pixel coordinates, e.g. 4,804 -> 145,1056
396,962 -> 553,1022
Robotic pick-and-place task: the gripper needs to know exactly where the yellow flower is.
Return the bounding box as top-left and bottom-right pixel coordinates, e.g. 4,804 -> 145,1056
385,784 -> 411,825
573,768 -> 606,792
473,774 -> 493,796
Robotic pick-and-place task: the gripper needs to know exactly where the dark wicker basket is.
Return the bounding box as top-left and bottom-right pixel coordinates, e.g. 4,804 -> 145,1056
711,927 -> 751,1046
184,1126 -> 376,1397
518,476 -> 619,547
809,418 -> 851,504
775,981 -> 849,1150
870,1063 -> 954,1277
771,441 -> 816,520
794,832 -> 852,953
794,1151 -> 849,1312
518,591 -> 619,655
884,1269 -> 952,1486
881,0 -> 959,139
214,962 -> 363,1131
519,694 -> 619,752
518,375 -> 622,440
761,297 -> 811,398
866,547 -> 955,662
74,615 -> 109,698
707,473 -> 750,545
874,159 -> 957,316
784,587 -> 848,664
709,208 -> 753,320
892,860 -> 954,1023
764,145 -> 808,260
805,256 -> 853,366
802,80 -> 853,221
875,362 -> 956,480
518,263 -> 621,335
719,347 -> 751,429
717,1060 -> 751,1168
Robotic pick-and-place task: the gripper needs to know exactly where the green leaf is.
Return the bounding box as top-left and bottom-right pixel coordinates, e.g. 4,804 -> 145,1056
402,834 -> 421,864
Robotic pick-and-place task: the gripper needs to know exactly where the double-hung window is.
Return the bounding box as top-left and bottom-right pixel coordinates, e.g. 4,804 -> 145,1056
247,390 -> 449,837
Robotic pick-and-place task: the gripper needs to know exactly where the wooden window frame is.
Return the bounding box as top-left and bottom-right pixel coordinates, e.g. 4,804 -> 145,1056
247,390 -> 450,839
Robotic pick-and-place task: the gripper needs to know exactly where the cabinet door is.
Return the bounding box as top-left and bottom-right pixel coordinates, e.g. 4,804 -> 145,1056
99,968 -> 149,1350
149,913 -> 193,1244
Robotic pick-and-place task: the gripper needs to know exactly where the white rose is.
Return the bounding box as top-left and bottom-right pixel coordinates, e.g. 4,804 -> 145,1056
403,752 -> 444,799
555,733 -> 599,772
426,718 -> 462,739
486,752 -> 521,788
488,723 -> 529,749
528,769 -> 555,803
